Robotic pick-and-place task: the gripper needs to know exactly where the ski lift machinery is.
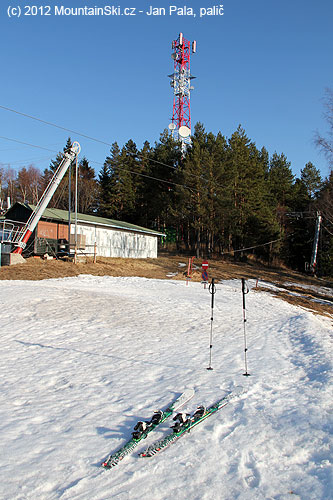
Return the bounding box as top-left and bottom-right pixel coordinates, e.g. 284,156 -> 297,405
12,141 -> 81,255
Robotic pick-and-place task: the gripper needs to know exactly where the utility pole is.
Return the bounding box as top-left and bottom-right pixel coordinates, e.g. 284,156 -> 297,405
310,211 -> 322,274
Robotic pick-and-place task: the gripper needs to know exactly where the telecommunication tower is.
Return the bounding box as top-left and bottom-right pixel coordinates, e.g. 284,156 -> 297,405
168,33 -> 196,153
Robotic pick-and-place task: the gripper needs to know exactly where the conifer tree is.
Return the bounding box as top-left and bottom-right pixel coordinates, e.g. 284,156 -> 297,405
98,142 -> 120,218
77,157 -> 97,213
225,126 -> 277,256
147,129 -> 182,233
300,162 -> 323,199
134,140 -> 152,227
39,168 -> 53,198
91,124 -> 332,273
203,131 -> 228,256
268,152 -> 295,208
47,137 -> 75,210
176,122 -> 210,256
285,179 -> 312,270
115,140 -> 138,222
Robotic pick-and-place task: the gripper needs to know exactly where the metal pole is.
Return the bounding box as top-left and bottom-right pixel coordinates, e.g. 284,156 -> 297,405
207,277 -> 216,370
68,162 -> 71,256
74,156 -> 78,264
310,211 -> 322,274
242,278 -> 250,376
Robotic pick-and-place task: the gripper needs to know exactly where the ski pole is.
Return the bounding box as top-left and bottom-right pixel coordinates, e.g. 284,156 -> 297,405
207,277 -> 216,370
242,278 -> 250,376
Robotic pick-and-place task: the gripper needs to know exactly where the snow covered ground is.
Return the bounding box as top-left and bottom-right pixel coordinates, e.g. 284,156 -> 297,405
0,275 -> 332,500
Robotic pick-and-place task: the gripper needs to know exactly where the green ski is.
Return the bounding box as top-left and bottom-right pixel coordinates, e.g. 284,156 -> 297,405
102,388 -> 194,468
139,388 -> 243,458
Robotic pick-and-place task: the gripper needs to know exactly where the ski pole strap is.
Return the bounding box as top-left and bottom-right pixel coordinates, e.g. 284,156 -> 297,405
241,278 -> 249,295
209,278 -> 216,308
241,278 -> 249,311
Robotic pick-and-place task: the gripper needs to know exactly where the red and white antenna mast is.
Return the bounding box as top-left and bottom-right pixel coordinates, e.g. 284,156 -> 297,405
168,33 -> 196,153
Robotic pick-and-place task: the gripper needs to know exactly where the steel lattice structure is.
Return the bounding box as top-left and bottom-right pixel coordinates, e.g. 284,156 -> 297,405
168,33 -> 196,152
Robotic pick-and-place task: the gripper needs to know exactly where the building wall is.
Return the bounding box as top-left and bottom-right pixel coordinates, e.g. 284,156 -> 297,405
72,222 -> 158,258
4,203 -> 160,259
37,221 -> 68,239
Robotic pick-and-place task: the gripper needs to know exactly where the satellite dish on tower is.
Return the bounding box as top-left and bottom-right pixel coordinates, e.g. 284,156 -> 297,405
168,123 -> 176,130
72,141 -> 81,154
179,126 -> 191,138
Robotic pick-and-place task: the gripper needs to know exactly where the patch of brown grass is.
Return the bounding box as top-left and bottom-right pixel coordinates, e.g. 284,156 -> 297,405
1,254 -> 332,318
256,287 -> 333,318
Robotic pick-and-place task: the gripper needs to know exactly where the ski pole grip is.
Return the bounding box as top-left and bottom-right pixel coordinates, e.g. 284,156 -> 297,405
209,278 -> 216,308
242,278 -> 246,310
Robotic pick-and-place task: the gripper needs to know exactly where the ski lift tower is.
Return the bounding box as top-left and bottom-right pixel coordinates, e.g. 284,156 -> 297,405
168,33 -> 196,153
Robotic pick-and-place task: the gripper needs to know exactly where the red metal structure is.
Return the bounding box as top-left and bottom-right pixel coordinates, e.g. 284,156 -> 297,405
168,33 -> 196,152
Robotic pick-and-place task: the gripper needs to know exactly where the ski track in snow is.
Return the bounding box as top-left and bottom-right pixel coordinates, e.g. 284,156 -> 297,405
0,275 -> 332,500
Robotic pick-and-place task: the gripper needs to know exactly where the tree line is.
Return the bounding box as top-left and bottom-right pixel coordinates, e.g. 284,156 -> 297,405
1,125 -> 332,276
0,137 -> 98,214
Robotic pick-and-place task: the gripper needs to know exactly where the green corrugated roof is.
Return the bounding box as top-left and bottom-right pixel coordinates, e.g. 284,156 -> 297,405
26,204 -> 165,237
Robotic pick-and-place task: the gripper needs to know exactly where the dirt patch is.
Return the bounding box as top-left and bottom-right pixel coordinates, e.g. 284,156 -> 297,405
1,253 -> 332,318
256,287 -> 333,318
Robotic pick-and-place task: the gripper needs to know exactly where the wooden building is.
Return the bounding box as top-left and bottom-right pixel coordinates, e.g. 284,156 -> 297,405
3,202 -> 165,259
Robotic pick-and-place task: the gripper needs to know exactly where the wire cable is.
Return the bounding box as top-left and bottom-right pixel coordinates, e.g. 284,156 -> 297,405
322,223 -> 333,237
0,135 -> 58,153
1,107 -> 322,255
220,237 -> 284,255
0,132 -> 210,197
0,155 -> 54,166
0,105 -> 111,147
92,160 -> 201,193
0,104 -> 227,188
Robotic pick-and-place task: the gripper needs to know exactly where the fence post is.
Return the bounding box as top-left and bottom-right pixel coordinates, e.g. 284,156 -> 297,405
94,242 -> 97,264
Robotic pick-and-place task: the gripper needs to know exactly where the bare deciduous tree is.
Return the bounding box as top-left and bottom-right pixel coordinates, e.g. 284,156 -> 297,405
27,165 -> 41,204
315,88 -> 333,170
16,165 -> 42,204
3,166 -> 17,204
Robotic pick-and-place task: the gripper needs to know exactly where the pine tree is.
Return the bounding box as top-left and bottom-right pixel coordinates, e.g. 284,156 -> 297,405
175,122 -> 210,257
39,168 -> 54,197
77,157 -> 97,213
203,131 -> 228,257
285,179 -> 312,270
268,152 -> 295,257
146,129 -> 182,233
300,162 -> 323,199
99,140 -> 143,222
98,142 -> 120,218
48,137 -> 75,210
268,152 -> 295,208
90,123 -> 333,273
134,140 -> 152,227
114,140 -> 138,222
224,126 -> 278,259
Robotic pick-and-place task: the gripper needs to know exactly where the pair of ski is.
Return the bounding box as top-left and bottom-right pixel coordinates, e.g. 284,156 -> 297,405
102,387 -> 242,469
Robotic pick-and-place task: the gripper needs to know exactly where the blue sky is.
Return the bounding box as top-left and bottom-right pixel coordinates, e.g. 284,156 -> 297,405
1,0 -> 333,180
